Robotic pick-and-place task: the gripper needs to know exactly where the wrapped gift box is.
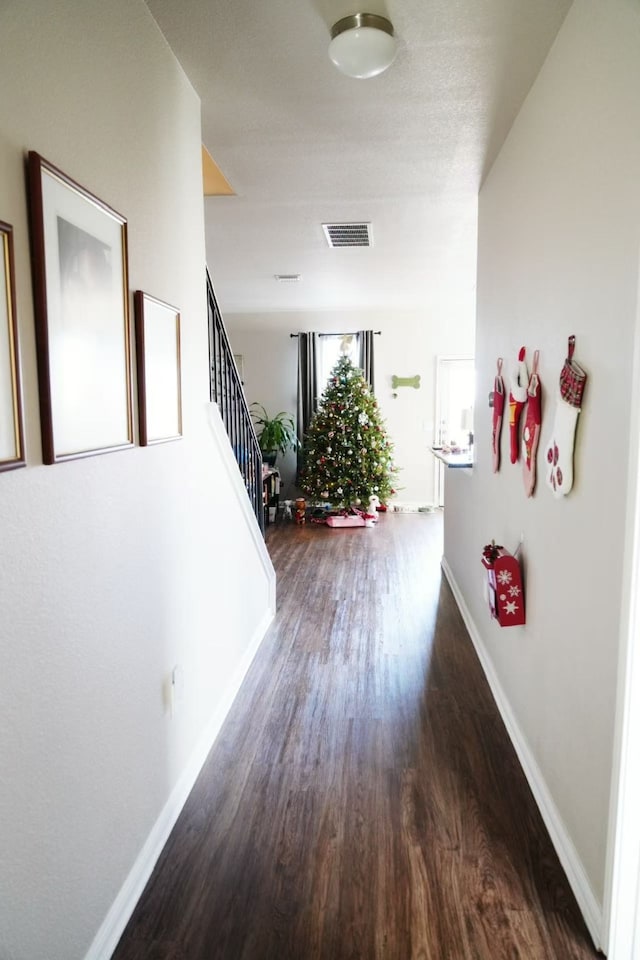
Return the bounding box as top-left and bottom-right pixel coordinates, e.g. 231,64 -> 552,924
326,515 -> 366,527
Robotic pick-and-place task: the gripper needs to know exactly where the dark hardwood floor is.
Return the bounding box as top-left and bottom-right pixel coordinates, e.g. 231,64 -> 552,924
113,512 -> 600,960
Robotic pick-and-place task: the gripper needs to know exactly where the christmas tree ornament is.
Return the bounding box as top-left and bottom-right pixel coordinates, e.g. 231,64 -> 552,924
508,347 -> 528,464
491,358 -> 505,473
522,350 -> 542,497
544,335 -> 587,498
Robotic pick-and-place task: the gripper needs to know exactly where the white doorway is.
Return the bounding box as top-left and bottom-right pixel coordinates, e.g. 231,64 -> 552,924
434,356 -> 475,507
603,254 -> 640,959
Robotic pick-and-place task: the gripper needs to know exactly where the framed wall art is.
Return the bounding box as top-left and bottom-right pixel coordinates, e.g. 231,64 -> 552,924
0,221 -> 25,472
27,151 -> 133,463
134,291 -> 182,445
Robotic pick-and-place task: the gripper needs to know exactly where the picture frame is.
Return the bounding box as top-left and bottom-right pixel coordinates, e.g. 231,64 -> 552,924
0,221 -> 25,472
27,151 -> 133,463
134,291 -> 182,446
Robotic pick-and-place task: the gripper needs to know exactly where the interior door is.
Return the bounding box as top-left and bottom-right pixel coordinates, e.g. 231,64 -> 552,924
434,356 -> 475,507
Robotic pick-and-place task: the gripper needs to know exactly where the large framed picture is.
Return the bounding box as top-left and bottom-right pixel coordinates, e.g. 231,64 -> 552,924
134,291 -> 182,445
0,221 -> 25,472
27,151 -> 133,463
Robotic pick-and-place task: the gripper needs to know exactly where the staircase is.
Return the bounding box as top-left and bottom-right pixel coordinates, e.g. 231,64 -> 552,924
207,270 -> 264,533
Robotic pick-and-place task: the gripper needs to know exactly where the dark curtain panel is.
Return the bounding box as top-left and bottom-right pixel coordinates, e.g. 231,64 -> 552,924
297,332 -> 318,474
359,329 -> 375,392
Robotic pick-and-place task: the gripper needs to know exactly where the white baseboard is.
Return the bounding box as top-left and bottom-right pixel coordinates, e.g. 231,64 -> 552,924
441,556 -> 603,951
84,607 -> 274,960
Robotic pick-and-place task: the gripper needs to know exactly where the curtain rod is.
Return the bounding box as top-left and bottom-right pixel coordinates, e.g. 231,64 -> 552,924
289,331 -> 382,338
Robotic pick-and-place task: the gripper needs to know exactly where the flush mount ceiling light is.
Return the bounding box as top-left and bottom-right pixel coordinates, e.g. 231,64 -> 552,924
328,13 -> 397,79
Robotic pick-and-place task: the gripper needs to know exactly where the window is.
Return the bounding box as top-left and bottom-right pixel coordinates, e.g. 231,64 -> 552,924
318,334 -> 360,392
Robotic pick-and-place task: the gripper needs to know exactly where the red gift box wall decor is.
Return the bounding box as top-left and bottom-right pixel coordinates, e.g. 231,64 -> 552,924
481,542 -> 526,626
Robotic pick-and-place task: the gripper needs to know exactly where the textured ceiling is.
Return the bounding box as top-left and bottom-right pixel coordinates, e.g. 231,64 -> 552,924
146,0 -> 572,315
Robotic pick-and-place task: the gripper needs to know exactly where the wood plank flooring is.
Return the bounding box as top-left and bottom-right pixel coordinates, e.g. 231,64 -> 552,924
112,512 -> 601,960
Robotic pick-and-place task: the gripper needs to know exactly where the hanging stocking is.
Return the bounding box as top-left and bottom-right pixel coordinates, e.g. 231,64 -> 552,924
522,350 -> 542,497
544,336 -> 587,498
491,358 -> 505,473
508,347 -> 528,464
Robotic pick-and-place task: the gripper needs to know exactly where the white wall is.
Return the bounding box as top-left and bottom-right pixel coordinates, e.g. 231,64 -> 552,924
0,3 -> 272,958
225,306 -> 475,503
443,0 -> 640,945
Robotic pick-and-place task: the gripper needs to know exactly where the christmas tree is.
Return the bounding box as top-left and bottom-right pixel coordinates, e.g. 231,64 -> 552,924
299,354 -> 397,508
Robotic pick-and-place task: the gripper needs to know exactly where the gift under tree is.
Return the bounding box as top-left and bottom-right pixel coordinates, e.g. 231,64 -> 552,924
299,354 -> 397,509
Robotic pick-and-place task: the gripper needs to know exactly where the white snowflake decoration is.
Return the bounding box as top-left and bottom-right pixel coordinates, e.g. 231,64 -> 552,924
508,585 -> 521,597
505,600 -> 519,615
497,570 -> 513,585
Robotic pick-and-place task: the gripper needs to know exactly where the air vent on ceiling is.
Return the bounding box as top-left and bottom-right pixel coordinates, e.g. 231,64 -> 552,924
322,222 -> 372,248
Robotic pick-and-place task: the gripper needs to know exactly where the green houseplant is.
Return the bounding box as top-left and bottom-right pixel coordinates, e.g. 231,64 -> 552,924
250,404 -> 299,466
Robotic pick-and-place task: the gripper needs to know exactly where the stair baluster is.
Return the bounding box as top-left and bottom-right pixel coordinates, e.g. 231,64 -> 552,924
207,270 -> 264,533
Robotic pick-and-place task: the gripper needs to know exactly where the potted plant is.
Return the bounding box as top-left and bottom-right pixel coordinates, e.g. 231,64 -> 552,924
250,404 -> 300,466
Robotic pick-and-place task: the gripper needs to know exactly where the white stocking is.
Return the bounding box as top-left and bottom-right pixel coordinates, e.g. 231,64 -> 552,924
544,395 -> 580,498
544,336 -> 587,499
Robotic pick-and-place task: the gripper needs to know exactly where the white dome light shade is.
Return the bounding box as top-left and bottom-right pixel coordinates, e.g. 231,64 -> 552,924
329,14 -> 397,79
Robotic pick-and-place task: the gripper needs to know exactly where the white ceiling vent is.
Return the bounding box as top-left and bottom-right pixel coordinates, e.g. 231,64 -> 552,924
322,222 -> 372,248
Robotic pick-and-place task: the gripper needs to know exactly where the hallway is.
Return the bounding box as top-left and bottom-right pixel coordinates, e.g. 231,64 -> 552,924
113,512 -> 599,959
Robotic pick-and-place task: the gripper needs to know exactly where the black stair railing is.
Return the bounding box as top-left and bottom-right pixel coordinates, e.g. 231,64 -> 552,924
207,269 -> 264,533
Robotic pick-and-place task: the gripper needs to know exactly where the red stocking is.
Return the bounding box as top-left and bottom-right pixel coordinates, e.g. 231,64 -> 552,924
508,346 -> 528,464
522,350 -> 541,497
491,358 -> 505,473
